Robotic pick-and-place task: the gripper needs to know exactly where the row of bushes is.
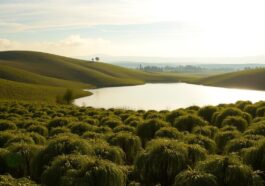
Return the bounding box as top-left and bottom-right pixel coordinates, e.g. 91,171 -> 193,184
0,100 -> 264,185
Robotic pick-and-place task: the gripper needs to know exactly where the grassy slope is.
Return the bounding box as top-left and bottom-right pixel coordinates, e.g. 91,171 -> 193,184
0,78 -> 90,103
197,68 -> 265,90
0,51 -> 195,102
0,63 -> 90,89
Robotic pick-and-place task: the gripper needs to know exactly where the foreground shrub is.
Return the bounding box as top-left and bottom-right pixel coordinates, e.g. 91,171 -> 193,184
0,132 -> 14,147
0,120 -> 16,131
6,144 -> 43,177
244,121 -> 265,136
82,131 -> 105,140
185,134 -> 216,153
93,142 -> 125,165
69,122 -> 96,135
47,117 -> 72,130
42,155 -> 126,186
27,124 -> 48,137
108,132 -> 142,164
256,106 -> 265,117
244,105 -> 258,118
241,140 -> 265,174
113,125 -> 136,133
215,131 -> 241,153
5,133 -> 35,147
173,115 -> 207,132
136,119 -> 168,144
198,106 -> 218,123
31,136 -> 94,181
0,148 -> 9,173
100,116 -> 123,129
49,127 -> 71,136
187,144 -> 207,166
154,127 -> 183,139
173,169 -> 218,186
124,116 -> 143,128
135,139 -> 189,186
213,108 -> 250,127
166,109 -> 186,124
221,116 -> 248,132
0,174 -> 38,186
195,155 -> 260,186
192,125 -> 219,139
224,138 -> 255,154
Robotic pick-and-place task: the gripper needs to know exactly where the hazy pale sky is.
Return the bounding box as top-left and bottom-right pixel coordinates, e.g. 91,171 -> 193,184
1,0 -> 265,58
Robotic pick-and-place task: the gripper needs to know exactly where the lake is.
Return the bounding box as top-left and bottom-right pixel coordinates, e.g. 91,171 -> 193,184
74,83 -> 265,110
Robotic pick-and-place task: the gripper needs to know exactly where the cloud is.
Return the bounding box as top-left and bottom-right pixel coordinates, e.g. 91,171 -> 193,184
0,35 -> 112,57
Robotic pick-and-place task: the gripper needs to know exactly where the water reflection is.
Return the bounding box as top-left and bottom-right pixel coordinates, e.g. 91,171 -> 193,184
74,83 -> 265,110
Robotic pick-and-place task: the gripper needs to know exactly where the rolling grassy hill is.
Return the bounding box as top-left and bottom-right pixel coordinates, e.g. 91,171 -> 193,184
197,68 -> 265,90
0,51 -> 195,102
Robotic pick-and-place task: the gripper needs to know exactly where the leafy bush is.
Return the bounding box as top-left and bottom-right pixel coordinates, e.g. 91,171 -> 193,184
31,135 -> 94,181
173,169 -> 218,186
173,115 -> 208,132
241,140 -> 265,174
124,116 -> 143,128
93,142 -> 125,164
0,120 -> 16,131
49,127 -> 71,136
108,132 -> 142,164
0,131 -> 14,147
154,127 -> 183,139
256,106 -> 265,117
5,133 -> 35,147
185,134 -> 216,153
213,107 -> 249,127
100,116 -> 123,129
244,105 -> 257,118
187,144 -> 207,166
69,122 -> 96,135
6,144 -> 43,177
0,148 -> 9,174
42,155 -> 126,186
113,125 -> 136,133
47,117 -> 73,130
244,121 -> 265,136
135,139 -> 189,186
224,138 -> 255,154
215,131 -> 241,153
136,119 -> 168,144
198,106 -> 218,123
82,131 -> 105,140
27,124 -> 48,137
192,125 -> 219,139
166,109 -> 186,124
221,116 -> 248,132
0,174 -> 38,186
195,155 -> 259,186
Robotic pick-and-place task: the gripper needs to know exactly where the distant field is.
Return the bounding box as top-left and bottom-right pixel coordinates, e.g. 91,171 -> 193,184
197,68 -> 265,90
0,51 -> 195,102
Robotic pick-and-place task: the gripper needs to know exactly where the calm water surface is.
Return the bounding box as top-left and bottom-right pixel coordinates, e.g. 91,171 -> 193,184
74,83 -> 265,110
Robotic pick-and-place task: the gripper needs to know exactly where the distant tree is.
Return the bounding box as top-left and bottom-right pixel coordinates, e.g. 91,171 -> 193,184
56,89 -> 74,104
91,58 -> 94,62
95,57 -> 100,62
63,89 -> 74,104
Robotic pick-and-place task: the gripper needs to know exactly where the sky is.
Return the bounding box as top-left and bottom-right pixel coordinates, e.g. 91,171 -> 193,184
1,0 -> 265,59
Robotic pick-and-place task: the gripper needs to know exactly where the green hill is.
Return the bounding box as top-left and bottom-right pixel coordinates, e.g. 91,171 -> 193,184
197,68 -> 265,90
0,78 -> 90,103
0,51 -> 194,102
